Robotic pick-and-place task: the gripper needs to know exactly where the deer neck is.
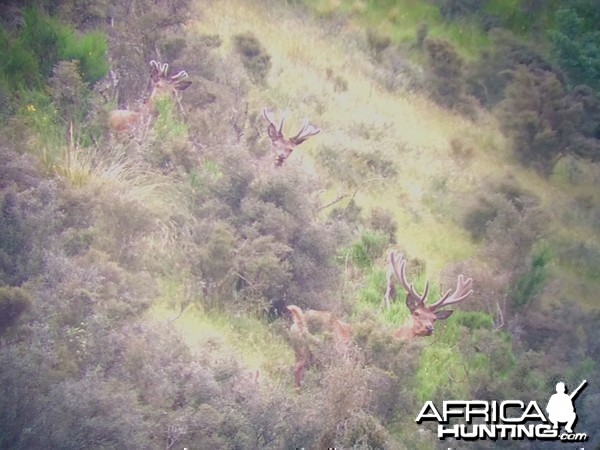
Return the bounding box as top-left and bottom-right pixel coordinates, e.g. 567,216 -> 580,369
394,318 -> 418,340
288,305 -> 308,336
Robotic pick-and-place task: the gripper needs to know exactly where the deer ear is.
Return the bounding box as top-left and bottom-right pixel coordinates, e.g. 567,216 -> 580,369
434,309 -> 453,320
175,80 -> 192,91
267,123 -> 279,141
405,294 -> 422,313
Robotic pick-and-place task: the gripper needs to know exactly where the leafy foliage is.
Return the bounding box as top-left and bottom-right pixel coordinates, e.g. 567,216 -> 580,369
497,66 -> 593,172
424,38 -> 466,109
0,7 -> 108,89
550,8 -> 600,91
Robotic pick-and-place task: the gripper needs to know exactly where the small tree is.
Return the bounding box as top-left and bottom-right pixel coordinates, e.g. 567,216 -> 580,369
497,66 -> 582,173
424,38 -> 469,111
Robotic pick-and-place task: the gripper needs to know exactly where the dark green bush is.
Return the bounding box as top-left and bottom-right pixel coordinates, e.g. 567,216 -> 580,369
511,246 -> 551,309
497,66 -> 583,173
550,8 -> 600,91
366,28 -> 391,61
0,6 -> 108,91
467,28 -> 558,107
61,29 -> 109,83
0,286 -> 32,334
18,7 -> 71,80
424,38 -> 470,111
233,32 -> 272,85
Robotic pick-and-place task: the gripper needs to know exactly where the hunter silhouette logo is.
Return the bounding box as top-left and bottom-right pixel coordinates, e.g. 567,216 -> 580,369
416,380 -> 589,442
546,380 -> 586,434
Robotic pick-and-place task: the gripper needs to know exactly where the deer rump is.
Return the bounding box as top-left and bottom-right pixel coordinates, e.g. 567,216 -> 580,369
287,305 -> 351,388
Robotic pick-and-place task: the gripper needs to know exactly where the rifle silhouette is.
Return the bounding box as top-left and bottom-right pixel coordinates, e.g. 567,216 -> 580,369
569,380 -> 587,401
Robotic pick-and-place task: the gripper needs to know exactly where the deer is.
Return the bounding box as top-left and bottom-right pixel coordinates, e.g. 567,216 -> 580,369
287,305 -> 351,389
262,108 -> 321,167
389,251 -> 474,340
285,253 -> 473,388
108,60 -> 192,133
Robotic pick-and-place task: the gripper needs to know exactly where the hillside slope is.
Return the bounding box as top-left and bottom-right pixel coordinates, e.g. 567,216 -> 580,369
0,0 -> 599,448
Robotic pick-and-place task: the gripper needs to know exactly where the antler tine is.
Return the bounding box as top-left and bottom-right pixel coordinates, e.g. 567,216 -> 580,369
149,60 -> 161,82
290,119 -> 309,140
170,70 -> 189,81
302,123 -> 321,139
290,120 -> 321,144
391,252 -> 429,303
163,63 -> 170,76
262,108 -> 275,125
430,274 -> 473,310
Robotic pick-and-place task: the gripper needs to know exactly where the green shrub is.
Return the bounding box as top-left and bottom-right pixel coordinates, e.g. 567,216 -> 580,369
347,229 -> 390,269
61,30 -> 109,83
550,8 -> 600,91
18,7 -> 71,80
2,40 -> 41,88
0,7 -> 108,90
453,310 -> 493,330
497,66 -> 587,173
511,246 -> 551,309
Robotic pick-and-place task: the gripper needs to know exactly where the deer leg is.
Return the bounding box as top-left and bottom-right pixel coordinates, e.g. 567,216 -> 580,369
294,359 -> 307,388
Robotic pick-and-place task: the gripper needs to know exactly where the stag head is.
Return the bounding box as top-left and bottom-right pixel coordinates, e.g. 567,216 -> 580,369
147,59 -> 191,103
109,60 -> 191,133
389,251 -> 473,339
262,108 -> 321,167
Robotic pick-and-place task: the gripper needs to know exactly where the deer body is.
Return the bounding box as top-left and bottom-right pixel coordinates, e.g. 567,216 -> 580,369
262,109 -> 321,167
285,253 -> 473,388
109,60 -> 191,134
108,109 -> 146,133
287,305 -> 351,388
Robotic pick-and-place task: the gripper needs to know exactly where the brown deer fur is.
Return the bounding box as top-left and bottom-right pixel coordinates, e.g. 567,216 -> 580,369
109,60 -> 191,133
285,252 -> 473,388
262,109 -> 321,167
287,305 -> 351,388
389,251 -> 473,340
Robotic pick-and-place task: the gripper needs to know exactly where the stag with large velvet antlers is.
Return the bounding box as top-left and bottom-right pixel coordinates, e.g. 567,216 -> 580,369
389,251 -> 474,340
262,108 -> 321,167
108,60 -> 191,133
286,253 -> 473,388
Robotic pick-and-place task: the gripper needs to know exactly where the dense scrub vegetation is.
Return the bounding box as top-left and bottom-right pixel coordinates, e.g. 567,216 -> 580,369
0,0 -> 599,448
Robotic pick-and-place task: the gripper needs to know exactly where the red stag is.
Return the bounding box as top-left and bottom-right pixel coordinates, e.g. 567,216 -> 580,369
108,60 -> 192,133
262,108 -> 321,167
287,305 -> 351,389
389,251 -> 473,340
286,254 -> 472,388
